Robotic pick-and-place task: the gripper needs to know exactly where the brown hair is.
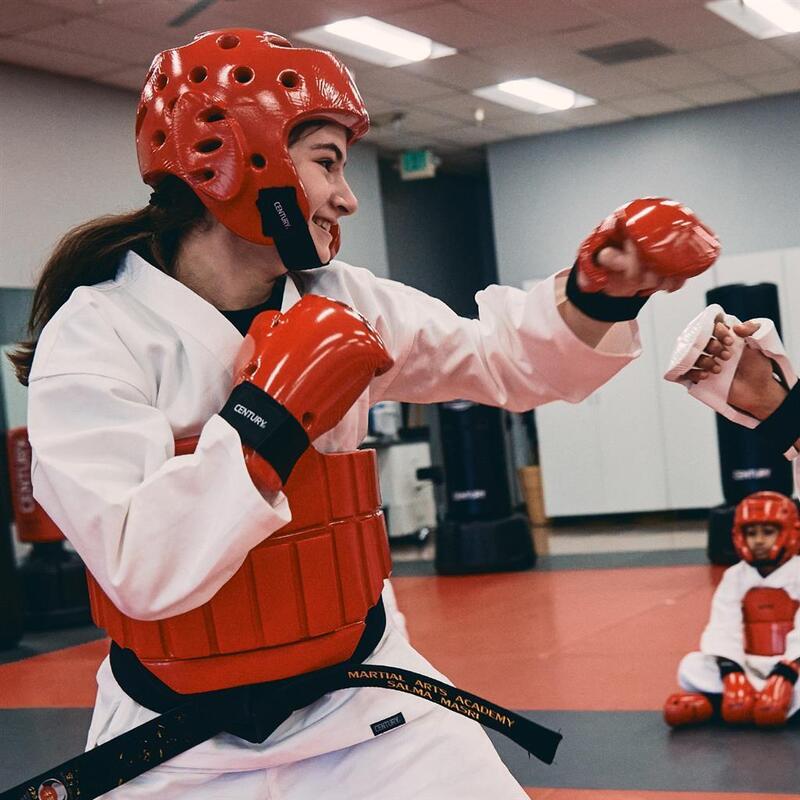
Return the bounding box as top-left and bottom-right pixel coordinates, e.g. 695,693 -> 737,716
8,118 -> 344,385
8,177 -> 207,385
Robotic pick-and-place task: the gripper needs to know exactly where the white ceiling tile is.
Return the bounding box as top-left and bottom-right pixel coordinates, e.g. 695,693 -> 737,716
580,0 -> 704,18
560,68 -> 658,100
95,0 -> 221,32
17,18 -> 176,66
676,80 -> 759,105
351,67 -> 453,102
458,0 -> 606,34
744,69 -> 800,94
0,1 -> 72,34
394,107 -> 461,135
766,32 -> 800,60
0,35 -> 122,78
550,104 -> 632,127
549,22 -> 647,52
171,0 -> 349,37
416,92 -> 520,123
34,0 -> 140,12
101,65 -> 148,92
611,92 -> 695,116
630,6 -> 751,50
329,0 -> 442,13
491,113 -> 569,136
433,124 -> 512,146
360,94 -> 403,116
403,53 -> 514,91
695,41 -> 796,77
384,2 -> 530,49
611,54 -> 725,89
469,37 -> 599,79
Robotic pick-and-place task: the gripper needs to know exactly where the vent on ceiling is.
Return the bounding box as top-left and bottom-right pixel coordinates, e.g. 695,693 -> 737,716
580,38 -> 674,65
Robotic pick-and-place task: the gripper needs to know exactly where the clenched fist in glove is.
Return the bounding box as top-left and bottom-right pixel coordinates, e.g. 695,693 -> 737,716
567,198 -> 720,323
753,660 -> 799,727
219,294 -> 393,494
719,660 -> 758,724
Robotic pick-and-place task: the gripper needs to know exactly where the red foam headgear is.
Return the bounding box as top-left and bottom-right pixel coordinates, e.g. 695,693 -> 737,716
732,491 -> 800,567
135,29 -> 369,268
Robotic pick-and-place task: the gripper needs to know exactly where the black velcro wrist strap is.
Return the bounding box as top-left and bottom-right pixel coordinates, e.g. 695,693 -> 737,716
756,381 -> 800,455
769,662 -> 799,684
219,381 -> 309,484
565,262 -> 648,322
717,657 -> 744,677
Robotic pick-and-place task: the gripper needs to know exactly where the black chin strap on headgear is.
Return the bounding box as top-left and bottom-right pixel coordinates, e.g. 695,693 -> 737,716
256,187 -> 327,270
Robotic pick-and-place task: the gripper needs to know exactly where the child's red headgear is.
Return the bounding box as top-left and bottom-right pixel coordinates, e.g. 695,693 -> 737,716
732,491 -> 800,567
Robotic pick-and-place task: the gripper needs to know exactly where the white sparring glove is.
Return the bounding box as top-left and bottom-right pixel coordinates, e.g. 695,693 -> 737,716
664,303 -> 799,458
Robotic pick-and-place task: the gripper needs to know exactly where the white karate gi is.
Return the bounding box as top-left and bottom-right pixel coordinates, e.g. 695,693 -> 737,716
28,251 -> 639,799
678,555 -> 800,717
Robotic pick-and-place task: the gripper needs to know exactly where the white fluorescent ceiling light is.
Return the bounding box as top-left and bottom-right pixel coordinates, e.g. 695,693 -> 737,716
294,17 -> 456,67
473,78 -> 596,114
705,0 -> 800,38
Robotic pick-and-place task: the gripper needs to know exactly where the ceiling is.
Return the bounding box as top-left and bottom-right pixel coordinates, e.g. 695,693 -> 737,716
2,0 -> 800,172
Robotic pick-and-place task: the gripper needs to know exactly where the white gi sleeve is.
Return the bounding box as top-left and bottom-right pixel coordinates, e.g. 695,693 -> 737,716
358,267 -> 640,410
699,565 -> 747,664
27,313 -> 291,621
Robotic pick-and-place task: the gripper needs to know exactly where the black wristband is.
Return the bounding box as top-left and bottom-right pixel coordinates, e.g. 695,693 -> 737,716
565,262 -> 649,322
716,657 -> 744,677
756,381 -> 800,455
219,381 -> 309,484
769,661 -> 799,684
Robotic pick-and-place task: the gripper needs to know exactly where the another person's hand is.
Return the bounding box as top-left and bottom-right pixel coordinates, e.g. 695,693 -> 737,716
682,318 -> 787,420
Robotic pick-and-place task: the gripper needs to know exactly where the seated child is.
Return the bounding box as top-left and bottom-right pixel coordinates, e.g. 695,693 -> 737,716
664,491 -> 800,728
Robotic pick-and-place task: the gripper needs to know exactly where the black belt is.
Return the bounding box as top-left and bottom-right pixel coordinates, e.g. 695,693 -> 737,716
109,598 -> 389,743
1,601 -> 562,800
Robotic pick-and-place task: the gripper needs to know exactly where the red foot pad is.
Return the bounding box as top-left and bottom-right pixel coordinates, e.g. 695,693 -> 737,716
663,691 -> 713,727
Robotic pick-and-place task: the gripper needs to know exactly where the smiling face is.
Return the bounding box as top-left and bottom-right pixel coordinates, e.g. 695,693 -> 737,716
744,522 -> 781,563
288,122 -> 359,264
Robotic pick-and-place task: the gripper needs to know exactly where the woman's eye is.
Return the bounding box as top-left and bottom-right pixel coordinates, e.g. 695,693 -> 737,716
317,159 -> 335,171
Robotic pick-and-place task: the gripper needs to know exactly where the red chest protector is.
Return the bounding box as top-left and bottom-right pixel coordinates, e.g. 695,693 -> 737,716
742,587 -> 799,657
88,445 -> 391,694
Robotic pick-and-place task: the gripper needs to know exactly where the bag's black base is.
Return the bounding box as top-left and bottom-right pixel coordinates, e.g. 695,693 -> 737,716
20,542 -> 91,630
707,504 -> 739,566
435,514 -> 536,575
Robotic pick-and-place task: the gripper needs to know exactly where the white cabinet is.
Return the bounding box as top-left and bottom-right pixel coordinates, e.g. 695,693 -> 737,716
537,247 -> 795,517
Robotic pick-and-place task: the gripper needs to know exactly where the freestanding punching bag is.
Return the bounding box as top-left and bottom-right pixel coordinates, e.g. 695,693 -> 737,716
0,434 -> 23,649
6,427 -> 90,629
434,401 -> 535,574
705,283 -> 793,564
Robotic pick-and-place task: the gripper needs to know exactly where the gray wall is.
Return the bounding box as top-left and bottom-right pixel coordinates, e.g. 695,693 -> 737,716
0,63 -> 388,289
487,91 -> 800,286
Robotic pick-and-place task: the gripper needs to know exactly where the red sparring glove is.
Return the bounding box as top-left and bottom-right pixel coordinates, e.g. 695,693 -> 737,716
219,294 -> 393,494
753,661 -> 799,728
663,692 -> 713,728
576,197 -> 720,294
720,669 -> 758,725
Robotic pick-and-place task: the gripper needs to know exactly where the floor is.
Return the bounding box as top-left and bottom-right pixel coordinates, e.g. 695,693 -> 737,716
2,518 -> 799,799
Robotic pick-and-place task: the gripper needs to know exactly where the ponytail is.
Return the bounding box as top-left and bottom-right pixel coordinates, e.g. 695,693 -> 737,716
8,178 -> 206,385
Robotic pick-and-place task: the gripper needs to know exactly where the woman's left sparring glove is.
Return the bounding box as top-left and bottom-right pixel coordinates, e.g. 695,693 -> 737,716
567,197 -> 720,322
753,660 -> 800,727
219,295 -> 393,494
